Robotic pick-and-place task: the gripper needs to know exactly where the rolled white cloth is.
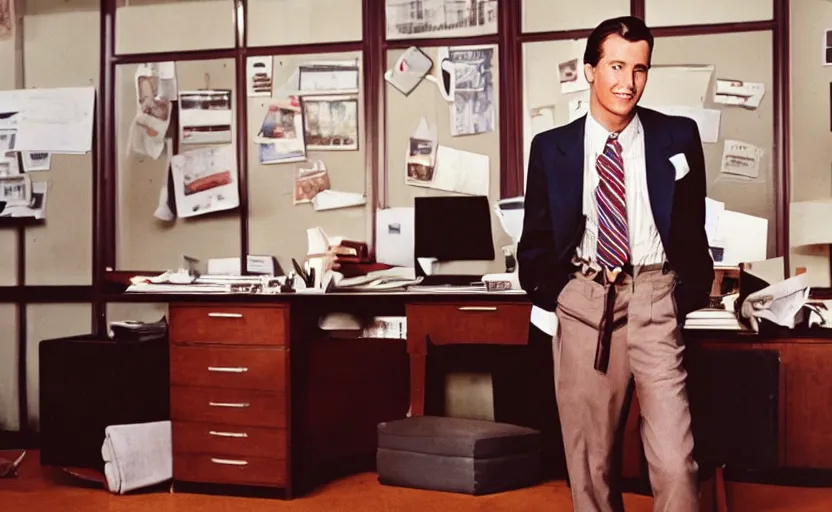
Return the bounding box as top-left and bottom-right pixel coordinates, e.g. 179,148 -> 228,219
101,420 -> 172,494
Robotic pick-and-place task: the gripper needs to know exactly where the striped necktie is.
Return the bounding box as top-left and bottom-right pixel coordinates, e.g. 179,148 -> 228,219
595,133 -> 630,270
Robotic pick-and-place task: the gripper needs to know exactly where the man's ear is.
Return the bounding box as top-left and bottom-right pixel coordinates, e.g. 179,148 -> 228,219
584,63 -> 595,84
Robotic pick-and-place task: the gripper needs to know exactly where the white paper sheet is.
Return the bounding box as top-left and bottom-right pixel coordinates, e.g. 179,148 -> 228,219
640,65 -> 714,108
311,190 -> 366,211
720,139 -> 764,180
650,106 -> 721,144
740,273 -> 810,332
0,86 -> 95,153
705,197 -> 725,249
568,97 -> 590,123
307,227 -> 332,255
170,145 -> 239,218
714,78 -> 765,109
130,62 -> 176,159
790,198 -> 832,247
299,65 -> 360,95
246,56 -> 273,97
375,207 -> 415,267
719,209 -> 768,266
529,106 -> 555,136
429,145 -> 490,196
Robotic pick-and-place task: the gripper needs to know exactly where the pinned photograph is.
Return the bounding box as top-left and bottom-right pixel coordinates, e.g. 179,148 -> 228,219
449,46 -> 494,136
247,56 -> 273,97
22,152 -> 51,172
1,181 -> 47,219
294,161 -> 331,204
559,56 -> 590,94
171,145 -> 240,218
406,138 -> 435,183
0,151 -> 18,177
0,174 -> 31,206
179,89 -> 233,145
256,96 -> 306,164
301,95 -> 359,151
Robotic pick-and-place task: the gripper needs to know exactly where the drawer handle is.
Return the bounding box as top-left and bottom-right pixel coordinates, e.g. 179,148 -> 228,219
209,430 -> 248,438
208,312 -> 243,318
458,306 -> 497,312
208,401 -> 250,408
210,457 -> 248,466
207,366 -> 248,373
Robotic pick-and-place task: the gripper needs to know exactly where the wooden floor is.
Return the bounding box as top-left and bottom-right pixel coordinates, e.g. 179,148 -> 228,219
2,451 -> 832,511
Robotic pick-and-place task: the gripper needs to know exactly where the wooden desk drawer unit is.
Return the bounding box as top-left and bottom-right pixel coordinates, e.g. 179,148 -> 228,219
170,345 -> 286,391
173,454 -> 287,487
407,303 -> 531,348
169,305 -> 287,346
168,303 -> 291,495
173,421 -> 287,459
170,386 -> 287,428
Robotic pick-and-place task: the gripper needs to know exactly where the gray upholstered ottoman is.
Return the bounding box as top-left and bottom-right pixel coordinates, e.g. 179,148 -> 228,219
376,416 -> 542,495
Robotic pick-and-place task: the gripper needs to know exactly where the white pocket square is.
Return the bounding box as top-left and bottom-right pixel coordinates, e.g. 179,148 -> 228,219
669,153 -> 690,181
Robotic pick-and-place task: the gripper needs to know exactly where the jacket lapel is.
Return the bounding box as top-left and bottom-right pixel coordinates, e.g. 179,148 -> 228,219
551,117 -> 585,259
639,107 -> 675,250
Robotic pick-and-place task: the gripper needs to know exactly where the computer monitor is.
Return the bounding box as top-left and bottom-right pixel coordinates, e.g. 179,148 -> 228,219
414,195 -> 495,284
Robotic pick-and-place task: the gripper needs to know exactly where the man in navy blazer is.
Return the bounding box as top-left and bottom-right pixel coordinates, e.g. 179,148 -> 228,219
518,16 -> 714,512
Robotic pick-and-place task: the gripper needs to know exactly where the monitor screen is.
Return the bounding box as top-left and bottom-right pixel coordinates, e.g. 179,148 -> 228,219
414,195 -> 495,262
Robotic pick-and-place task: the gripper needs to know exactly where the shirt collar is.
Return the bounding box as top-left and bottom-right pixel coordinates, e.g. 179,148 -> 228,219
584,111 -> 641,155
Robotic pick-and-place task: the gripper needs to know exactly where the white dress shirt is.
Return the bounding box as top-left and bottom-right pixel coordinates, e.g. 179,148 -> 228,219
578,113 -> 665,267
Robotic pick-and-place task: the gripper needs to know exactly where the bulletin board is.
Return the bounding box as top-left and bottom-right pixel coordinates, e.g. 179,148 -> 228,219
384,45 -> 509,275
247,51 -> 368,274
115,58 -> 242,271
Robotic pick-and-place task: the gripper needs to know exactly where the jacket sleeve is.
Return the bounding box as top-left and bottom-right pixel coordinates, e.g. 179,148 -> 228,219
673,119 -> 715,319
518,134 -> 563,311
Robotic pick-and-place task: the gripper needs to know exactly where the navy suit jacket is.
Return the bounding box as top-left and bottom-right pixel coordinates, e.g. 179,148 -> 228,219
517,106 -> 714,321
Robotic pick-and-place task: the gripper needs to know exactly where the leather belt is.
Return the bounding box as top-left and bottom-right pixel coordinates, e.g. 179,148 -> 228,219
592,261 -> 672,374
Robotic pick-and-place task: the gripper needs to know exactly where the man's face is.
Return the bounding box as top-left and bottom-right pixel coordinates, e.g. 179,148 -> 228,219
584,34 -> 650,120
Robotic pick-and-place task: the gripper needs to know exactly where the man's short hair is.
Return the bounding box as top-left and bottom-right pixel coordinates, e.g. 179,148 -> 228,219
583,16 -> 654,67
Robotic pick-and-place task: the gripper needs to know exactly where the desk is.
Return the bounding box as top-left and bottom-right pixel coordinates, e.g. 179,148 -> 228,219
105,291 -> 832,497
139,291 -> 529,498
